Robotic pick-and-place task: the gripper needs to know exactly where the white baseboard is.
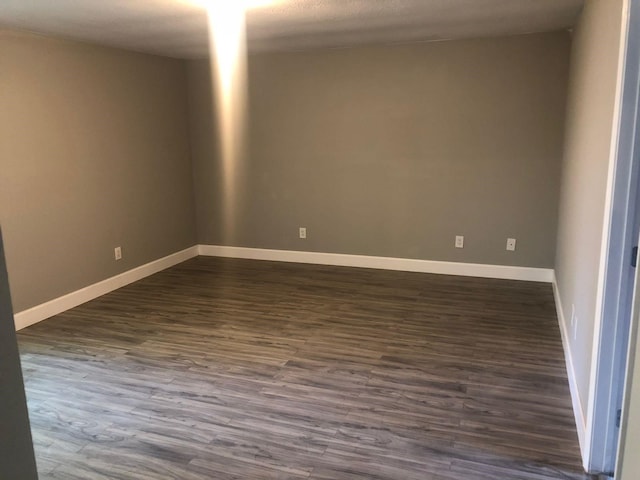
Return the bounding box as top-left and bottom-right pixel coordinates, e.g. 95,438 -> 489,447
552,273 -> 587,462
13,244 -> 554,331
13,246 -> 199,331
197,245 -> 554,282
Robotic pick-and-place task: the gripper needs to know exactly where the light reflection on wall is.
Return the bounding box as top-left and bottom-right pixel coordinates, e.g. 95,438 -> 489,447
206,2 -> 249,245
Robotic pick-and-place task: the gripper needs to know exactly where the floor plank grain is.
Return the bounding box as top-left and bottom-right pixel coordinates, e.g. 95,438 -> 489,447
18,257 -> 591,479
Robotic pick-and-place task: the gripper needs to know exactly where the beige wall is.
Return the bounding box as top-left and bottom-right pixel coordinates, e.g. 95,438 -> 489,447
554,0 -> 626,425
189,32 -> 570,267
187,60 -> 223,245
0,30 -> 197,312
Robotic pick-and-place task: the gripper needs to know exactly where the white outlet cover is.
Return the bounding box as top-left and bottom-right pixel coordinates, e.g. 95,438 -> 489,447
506,238 -> 516,251
571,304 -> 575,327
455,236 -> 464,248
299,227 -> 307,239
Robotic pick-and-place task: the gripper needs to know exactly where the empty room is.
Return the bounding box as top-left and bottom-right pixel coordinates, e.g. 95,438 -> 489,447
2,0 -> 640,479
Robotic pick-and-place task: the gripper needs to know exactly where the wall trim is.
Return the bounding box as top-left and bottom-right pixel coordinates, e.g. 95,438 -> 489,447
552,272 -> 587,463
13,245 -> 553,332
13,246 -> 199,331
198,245 -> 554,282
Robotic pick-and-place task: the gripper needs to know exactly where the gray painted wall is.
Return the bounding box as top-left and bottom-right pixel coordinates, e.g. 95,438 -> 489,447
188,60 -> 223,247
0,30 -> 197,312
0,229 -> 38,479
189,32 -> 571,268
554,0 -> 626,425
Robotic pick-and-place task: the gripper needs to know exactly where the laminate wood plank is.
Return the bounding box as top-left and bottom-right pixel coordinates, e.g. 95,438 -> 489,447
17,256 -> 594,479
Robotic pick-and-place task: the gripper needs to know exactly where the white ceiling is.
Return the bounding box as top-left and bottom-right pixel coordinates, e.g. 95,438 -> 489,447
0,0 -> 584,59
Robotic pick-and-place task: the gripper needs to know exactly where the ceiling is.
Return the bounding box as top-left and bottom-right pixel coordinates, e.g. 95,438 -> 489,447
0,0 -> 584,59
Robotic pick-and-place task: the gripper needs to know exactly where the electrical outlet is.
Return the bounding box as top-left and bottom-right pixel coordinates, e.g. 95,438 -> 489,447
114,246 -> 122,261
506,238 -> 516,251
455,235 -> 464,248
299,227 -> 307,239
570,304 -> 578,340
571,304 -> 575,328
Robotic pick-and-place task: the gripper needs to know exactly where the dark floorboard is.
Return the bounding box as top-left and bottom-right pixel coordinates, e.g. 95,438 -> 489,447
17,256 -> 590,479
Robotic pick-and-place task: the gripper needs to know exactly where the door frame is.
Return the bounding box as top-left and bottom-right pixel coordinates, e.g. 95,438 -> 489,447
585,0 -> 640,473
0,227 -> 38,479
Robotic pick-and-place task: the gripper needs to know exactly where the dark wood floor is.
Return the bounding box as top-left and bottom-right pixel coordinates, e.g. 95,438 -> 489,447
17,256 -> 590,479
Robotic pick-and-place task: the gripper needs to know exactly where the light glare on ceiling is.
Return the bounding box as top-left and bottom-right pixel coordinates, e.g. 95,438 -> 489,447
192,0 -> 279,10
